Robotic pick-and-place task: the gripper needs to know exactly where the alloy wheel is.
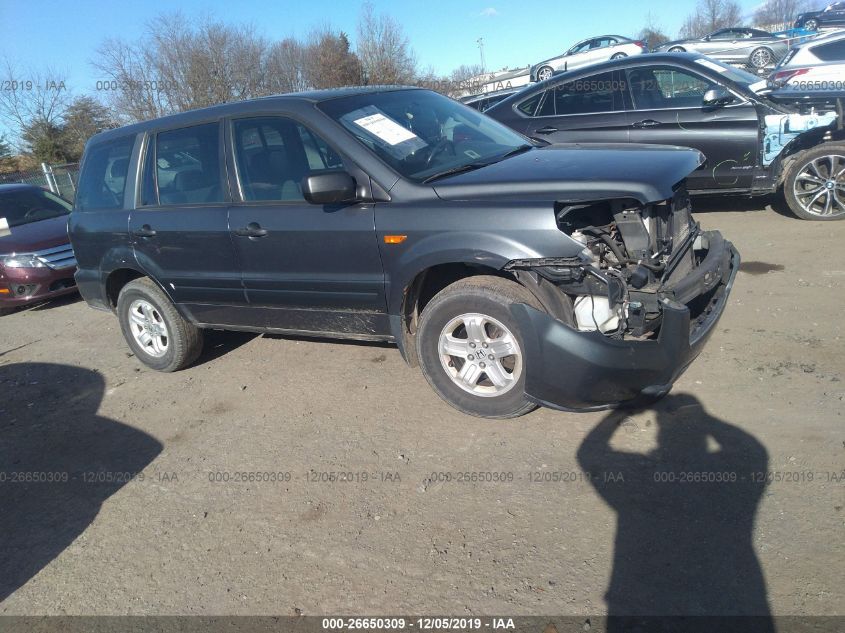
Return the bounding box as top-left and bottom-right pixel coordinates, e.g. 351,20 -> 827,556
750,48 -> 773,68
128,299 -> 169,358
438,312 -> 522,397
792,154 -> 845,218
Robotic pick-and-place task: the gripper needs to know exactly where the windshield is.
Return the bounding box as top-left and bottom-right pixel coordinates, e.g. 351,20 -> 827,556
693,57 -> 760,90
0,188 -> 72,228
318,89 -> 531,182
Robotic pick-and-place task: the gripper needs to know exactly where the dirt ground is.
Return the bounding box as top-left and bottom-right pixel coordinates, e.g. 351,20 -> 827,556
0,197 -> 842,618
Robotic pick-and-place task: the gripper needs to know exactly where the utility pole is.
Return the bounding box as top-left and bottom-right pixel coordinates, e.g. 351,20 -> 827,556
477,37 -> 486,74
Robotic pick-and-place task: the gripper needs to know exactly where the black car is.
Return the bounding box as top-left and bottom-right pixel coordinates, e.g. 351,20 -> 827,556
69,87 -> 738,418
795,2 -> 845,30
486,53 -> 845,220
460,88 -> 521,112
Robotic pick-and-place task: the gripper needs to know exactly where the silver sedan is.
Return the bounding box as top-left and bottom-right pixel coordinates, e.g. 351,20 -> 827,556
655,28 -> 790,69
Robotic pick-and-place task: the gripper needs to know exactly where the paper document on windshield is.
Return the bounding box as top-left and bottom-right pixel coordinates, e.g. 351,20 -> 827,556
353,113 -> 419,146
0,217 -> 9,238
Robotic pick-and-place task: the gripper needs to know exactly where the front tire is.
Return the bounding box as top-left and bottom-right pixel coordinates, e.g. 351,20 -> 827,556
416,276 -> 543,419
805,18 -> 819,30
783,144 -> 845,220
536,66 -> 554,82
117,277 -> 204,372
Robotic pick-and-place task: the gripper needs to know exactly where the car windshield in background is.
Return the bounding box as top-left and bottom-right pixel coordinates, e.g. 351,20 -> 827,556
693,57 -> 761,89
318,90 -> 530,182
0,188 -> 72,228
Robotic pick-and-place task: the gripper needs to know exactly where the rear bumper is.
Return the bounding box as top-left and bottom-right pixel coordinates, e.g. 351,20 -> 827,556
0,265 -> 78,308
510,234 -> 740,412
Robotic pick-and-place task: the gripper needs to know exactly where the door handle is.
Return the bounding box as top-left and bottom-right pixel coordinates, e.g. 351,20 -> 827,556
632,119 -> 661,128
234,222 -> 268,240
132,224 -> 156,238
535,126 -> 559,134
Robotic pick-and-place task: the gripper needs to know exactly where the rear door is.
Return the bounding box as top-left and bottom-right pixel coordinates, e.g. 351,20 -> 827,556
226,115 -> 388,337
129,121 -> 246,321
622,64 -> 760,191
519,69 -> 630,144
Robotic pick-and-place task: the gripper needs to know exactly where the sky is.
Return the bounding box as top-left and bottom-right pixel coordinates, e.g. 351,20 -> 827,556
1,0 -> 768,97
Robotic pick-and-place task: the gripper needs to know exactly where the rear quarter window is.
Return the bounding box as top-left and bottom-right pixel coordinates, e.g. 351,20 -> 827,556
75,135 -> 135,211
812,40 -> 845,62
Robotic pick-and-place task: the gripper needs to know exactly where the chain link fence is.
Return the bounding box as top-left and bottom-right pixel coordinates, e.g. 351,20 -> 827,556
0,162 -> 80,201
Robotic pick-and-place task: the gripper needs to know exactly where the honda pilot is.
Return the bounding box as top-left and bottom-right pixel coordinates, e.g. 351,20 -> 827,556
69,87 -> 739,418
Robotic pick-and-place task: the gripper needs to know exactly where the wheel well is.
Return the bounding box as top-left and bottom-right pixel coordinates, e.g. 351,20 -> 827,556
400,263 -> 512,365
777,133 -> 845,185
105,268 -> 145,309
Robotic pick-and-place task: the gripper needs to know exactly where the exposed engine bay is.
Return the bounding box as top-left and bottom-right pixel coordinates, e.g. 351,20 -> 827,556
507,191 -> 730,340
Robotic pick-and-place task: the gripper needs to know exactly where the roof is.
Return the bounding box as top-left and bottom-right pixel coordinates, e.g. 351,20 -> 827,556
0,183 -> 43,193
89,85 -> 424,144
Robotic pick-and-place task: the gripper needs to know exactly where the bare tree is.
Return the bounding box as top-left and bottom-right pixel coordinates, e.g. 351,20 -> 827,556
754,0 -> 810,29
0,59 -> 71,149
265,38 -> 309,94
356,2 -> 417,85
680,0 -> 743,38
93,13 -> 273,121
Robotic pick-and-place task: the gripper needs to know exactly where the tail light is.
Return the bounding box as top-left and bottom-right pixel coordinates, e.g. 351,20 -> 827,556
769,67 -> 809,87
634,40 -> 647,48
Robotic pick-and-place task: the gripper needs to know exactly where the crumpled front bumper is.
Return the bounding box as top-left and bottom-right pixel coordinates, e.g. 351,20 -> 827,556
510,232 -> 740,412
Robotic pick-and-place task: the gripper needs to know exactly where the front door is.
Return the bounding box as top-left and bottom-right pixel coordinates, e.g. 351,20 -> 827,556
129,121 -> 246,322
226,115 -> 388,337
622,65 -> 760,191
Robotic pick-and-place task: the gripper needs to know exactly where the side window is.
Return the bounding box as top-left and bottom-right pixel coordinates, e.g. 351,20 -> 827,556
233,117 -> 345,202
75,134 -> 134,211
569,41 -> 592,55
550,71 -> 620,115
626,67 -> 715,110
813,39 -> 845,61
517,91 -> 544,116
153,123 -> 224,205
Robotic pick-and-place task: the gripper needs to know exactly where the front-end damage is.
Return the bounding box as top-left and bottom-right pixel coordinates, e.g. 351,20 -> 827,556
505,190 -> 739,411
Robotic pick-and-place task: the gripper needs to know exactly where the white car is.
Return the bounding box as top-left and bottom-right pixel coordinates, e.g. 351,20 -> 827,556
530,35 -> 647,82
767,30 -> 845,91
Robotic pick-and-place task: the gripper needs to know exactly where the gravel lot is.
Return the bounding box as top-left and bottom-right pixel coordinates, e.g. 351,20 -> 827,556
0,198 -> 842,618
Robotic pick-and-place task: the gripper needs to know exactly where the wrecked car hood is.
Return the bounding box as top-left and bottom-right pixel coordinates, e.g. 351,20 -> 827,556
432,144 -> 705,204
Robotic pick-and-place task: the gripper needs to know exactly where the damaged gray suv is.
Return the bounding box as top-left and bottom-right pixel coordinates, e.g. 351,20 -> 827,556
69,87 -> 739,418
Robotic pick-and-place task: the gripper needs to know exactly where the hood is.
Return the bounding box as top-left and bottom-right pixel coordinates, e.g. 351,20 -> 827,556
0,215 -> 70,255
432,144 -> 705,204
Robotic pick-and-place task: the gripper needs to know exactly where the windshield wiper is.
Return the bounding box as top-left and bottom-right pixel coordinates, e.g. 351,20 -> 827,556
421,145 -> 535,184
422,162 -> 489,184
496,144 -> 534,160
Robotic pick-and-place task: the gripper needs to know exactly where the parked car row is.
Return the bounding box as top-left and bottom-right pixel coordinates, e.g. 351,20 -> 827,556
487,53 -> 845,220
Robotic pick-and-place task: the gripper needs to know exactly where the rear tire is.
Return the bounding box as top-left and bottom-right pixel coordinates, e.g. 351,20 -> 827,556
805,18 -> 819,30
117,277 -> 204,372
416,276 -> 543,419
668,46 -> 685,53
749,47 -> 774,69
783,143 -> 845,221
611,52 -> 628,60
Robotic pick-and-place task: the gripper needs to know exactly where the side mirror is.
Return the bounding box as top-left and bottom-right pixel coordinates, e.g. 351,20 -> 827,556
302,171 -> 357,204
703,87 -> 735,107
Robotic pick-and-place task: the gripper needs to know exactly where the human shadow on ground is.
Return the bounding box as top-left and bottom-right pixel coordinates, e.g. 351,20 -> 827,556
0,362 -> 162,602
577,393 -> 773,633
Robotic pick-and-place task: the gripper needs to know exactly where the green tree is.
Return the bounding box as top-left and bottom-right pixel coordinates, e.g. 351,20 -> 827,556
62,96 -> 115,161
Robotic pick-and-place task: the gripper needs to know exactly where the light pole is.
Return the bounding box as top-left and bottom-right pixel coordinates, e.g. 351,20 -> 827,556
477,37 -> 486,74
